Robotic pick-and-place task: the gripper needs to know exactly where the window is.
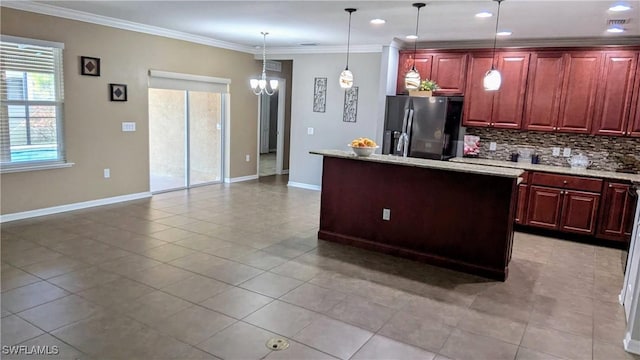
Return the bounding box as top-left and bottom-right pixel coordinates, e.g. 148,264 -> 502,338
0,36 -> 65,170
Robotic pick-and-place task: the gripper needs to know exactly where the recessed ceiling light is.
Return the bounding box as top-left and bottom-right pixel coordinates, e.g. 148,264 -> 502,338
497,31 -> 512,36
406,35 -> 418,40
609,4 -> 631,11
607,25 -> 625,33
475,11 -> 493,18
370,18 -> 386,25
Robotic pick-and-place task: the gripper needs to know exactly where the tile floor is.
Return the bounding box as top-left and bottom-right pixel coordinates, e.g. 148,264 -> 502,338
260,153 -> 277,177
1,175 -> 638,360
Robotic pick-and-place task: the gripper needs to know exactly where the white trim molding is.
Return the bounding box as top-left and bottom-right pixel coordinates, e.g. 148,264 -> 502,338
287,182 -> 321,191
224,175 -> 259,183
0,192 -> 152,223
625,332 -> 640,355
1,162 -> 74,174
267,44 -> 382,56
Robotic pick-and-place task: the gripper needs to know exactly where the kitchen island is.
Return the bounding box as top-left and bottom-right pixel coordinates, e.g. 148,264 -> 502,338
311,150 -> 524,280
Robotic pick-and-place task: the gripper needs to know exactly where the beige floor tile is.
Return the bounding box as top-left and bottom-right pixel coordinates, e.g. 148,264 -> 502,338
529,306 -> 592,337
516,347 -> 564,360
203,261 -> 264,285
264,340 -> 338,360
204,243 -> 258,260
47,267 -> 122,293
125,263 -> 193,288
2,333 -> 85,360
379,310 -> 454,353
154,305 -> 235,345
97,254 -> 163,277
141,243 -> 197,262
17,294 -> 103,332
76,278 -> 155,308
20,257 -> 89,280
2,281 -> 69,313
293,316 -> 373,360
245,300 -> 319,337
200,287 -> 273,319
150,227 -> 197,242
196,321 -> 277,360
440,329 -> 519,360
1,265 -> 41,292
594,312 -> 628,345
120,290 -> 191,326
520,325 -> 592,360
1,315 -> 45,346
456,308 -> 527,345
240,272 -> 303,298
234,251 -> 289,270
269,261 -> 326,281
352,335 -> 436,360
326,295 -> 396,332
161,274 -> 231,303
3,246 -> 66,268
593,340 -> 640,360
173,234 -> 232,251
280,283 -> 346,313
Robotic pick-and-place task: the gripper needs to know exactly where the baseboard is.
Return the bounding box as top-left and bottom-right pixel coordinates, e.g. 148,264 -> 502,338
281,170 -> 289,175
1,192 -> 152,223
624,332 -> 640,354
287,181 -> 321,191
224,174 -> 259,183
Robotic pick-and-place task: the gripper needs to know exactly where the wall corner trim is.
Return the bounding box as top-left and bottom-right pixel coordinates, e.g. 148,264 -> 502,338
624,332 -> 640,355
224,175 -> 258,183
0,192 -> 152,223
287,182 -> 321,191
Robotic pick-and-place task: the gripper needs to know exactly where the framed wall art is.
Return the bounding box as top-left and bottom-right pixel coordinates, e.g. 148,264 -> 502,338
313,77 -> 327,113
109,84 -> 127,102
343,86 -> 358,123
80,56 -> 100,76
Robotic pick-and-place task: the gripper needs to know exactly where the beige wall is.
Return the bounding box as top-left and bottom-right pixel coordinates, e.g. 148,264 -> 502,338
0,8 -> 260,214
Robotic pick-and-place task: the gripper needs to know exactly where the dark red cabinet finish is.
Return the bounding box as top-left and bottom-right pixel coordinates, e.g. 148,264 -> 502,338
463,53 -> 494,127
431,53 -> 467,95
597,182 -> 637,242
560,190 -> 600,235
526,185 -> 563,230
397,52 -> 432,95
628,58 -> 640,137
557,51 -> 602,134
593,51 -> 638,136
524,52 -> 565,131
515,183 -> 529,225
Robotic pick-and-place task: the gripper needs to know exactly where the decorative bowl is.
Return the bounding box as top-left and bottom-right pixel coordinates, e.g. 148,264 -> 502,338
348,145 -> 378,157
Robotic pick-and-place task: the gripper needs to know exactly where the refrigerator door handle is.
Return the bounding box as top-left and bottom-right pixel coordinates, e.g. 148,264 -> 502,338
401,108 -> 409,134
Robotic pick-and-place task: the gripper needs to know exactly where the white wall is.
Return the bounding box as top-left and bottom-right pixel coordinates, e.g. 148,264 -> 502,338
287,52 -> 383,188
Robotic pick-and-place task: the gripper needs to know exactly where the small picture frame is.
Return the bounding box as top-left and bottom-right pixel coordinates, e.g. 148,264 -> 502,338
109,84 -> 127,102
80,56 -> 100,76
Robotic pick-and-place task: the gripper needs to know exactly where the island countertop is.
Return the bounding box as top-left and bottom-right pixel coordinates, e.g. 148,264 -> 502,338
450,156 -> 640,183
311,150 -> 524,179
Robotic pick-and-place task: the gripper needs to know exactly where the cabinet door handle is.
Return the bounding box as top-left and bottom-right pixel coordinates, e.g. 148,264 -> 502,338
563,180 -> 568,184
609,184 -> 613,188
560,190 -> 564,195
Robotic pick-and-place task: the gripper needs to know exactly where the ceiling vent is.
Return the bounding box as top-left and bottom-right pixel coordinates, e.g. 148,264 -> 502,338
607,19 -> 630,25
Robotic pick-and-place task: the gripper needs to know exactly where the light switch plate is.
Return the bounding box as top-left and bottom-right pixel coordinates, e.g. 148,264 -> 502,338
122,122 -> 136,132
489,142 -> 497,151
552,147 -> 560,156
103,168 -> 110,178
382,208 -> 391,221
245,154 -> 250,162
307,127 -> 314,135
563,147 -> 571,157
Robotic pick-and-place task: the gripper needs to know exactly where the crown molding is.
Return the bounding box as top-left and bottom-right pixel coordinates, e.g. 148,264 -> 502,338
2,1 -> 256,54
394,36 -> 640,50
266,44 -> 382,55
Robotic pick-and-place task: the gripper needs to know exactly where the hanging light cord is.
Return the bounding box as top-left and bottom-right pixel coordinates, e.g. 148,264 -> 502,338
261,32 -> 267,78
345,9 -> 354,70
412,5 -> 422,70
491,0 -> 503,70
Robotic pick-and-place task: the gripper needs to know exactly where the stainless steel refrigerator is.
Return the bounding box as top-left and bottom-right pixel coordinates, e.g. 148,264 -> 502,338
382,95 -> 464,160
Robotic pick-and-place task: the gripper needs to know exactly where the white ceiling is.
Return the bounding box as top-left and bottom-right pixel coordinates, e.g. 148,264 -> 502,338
5,1 -> 640,53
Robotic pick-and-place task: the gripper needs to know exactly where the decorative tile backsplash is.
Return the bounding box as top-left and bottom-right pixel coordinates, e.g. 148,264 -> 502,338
465,128 -> 640,174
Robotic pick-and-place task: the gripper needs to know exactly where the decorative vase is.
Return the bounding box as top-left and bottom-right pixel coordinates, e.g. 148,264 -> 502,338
409,90 -> 432,97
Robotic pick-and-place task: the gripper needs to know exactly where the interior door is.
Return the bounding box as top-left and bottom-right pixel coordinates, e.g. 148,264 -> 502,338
260,94 -> 270,154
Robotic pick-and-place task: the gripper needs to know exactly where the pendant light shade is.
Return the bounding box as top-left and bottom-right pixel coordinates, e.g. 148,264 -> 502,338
483,0 -> 504,91
250,32 -> 278,96
340,8 -> 357,89
405,3 -> 426,91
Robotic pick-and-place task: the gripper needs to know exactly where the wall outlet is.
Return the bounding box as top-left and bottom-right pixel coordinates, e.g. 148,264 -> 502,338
489,142 -> 497,151
245,154 -> 250,162
307,127 -> 314,135
563,147 -> 571,157
552,147 -> 560,156
382,208 -> 391,221
122,122 -> 136,132
103,168 -> 110,178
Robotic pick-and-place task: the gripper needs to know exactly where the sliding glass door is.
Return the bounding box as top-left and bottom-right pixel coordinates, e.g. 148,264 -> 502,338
149,88 -> 224,193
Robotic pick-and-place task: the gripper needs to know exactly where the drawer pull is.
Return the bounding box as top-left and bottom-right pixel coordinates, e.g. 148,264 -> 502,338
563,180 -> 568,184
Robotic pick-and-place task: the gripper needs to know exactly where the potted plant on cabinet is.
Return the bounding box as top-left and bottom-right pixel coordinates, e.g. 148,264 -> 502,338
409,79 -> 439,97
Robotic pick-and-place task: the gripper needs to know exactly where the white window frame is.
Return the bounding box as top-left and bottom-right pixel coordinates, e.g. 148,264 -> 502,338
0,35 -> 73,173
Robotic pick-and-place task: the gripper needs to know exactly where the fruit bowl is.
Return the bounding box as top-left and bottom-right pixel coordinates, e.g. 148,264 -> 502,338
348,145 -> 378,157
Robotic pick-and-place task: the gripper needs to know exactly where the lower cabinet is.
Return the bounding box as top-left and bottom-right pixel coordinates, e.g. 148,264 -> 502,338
515,183 -> 529,225
597,182 -> 638,242
526,186 -> 563,230
560,190 -> 600,235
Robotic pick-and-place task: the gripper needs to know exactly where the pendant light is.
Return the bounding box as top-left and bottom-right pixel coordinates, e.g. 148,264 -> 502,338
339,8 -> 357,89
483,0 -> 504,91
405,3 -> 425,91
250,32 -> 278,96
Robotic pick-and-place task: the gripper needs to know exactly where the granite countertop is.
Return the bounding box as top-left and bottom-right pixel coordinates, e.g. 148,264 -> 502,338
311,150 -> 524,178
450,157 -> 640,183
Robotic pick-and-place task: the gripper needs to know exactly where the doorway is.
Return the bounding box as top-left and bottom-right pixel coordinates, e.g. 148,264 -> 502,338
149,88 -> 225,193
258,78 -> 286,177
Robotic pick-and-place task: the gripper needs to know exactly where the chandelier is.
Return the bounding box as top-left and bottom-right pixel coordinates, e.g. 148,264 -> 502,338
250,32 -> 278,96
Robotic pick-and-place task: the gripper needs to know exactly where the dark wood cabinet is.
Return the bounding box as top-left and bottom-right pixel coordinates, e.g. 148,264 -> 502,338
515,183 -> 529,225
462,52 -> 529,128
524,52 -> 565,132
526,186 -> 563,230
431,53 -> 467,95
597,182 -> 637,242
560,190 -> 600,234
397,52 -> 432,95
593,51 -> 638,136
628,58 -> 640,137
557,51 -> 602,134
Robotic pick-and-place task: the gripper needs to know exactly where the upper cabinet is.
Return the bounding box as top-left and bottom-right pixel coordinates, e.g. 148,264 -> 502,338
463,52 -> 529,129
557,51 -> 602,134
523,52 -> 565,131
397,52 -> 432,95
431,53 -> 467,95
628,56 -> 640,137
592,51 -> 638,136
